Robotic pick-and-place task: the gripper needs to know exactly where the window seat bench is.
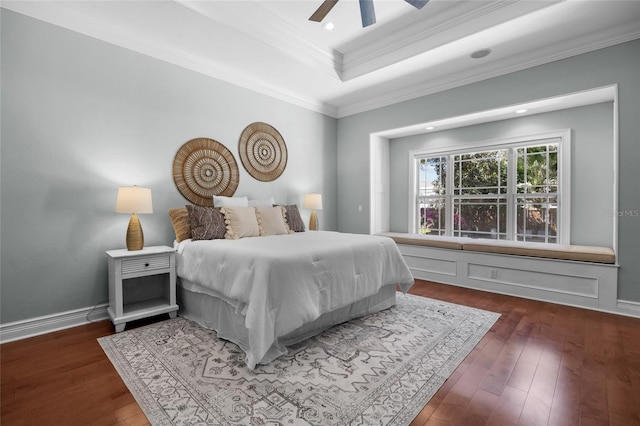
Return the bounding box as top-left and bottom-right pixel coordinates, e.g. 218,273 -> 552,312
380,232 -> 616,264
380,232 -> 619,314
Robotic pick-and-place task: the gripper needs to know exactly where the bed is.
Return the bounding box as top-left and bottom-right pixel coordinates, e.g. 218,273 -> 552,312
173,230 -> 414,369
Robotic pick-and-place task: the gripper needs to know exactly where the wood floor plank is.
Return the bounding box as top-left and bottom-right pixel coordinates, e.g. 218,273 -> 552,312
485,384 -> 528,425
505,336 -> 543,393
607,378 -> 640,422
466,388 -> 499,422
547,350 -> 582,424
579,313 -> 612,425
518,353 -> 559,425
3,279 -> 640,425
431,365 -> 488,420
478,332 -> 526,396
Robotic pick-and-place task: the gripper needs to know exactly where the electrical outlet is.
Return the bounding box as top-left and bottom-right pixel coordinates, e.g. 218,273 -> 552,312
490,269 -> 498,279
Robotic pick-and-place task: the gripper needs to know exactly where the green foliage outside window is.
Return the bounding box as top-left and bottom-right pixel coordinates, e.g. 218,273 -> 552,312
418,144 -> 558,242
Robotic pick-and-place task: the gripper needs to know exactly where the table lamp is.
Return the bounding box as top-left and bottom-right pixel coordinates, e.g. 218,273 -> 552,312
115,186 -> 153,250
303,192 -> 323,231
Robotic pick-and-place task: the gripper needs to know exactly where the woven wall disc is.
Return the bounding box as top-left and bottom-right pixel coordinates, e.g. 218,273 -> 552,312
238,122 -> 287,182
172,138 -> 239,206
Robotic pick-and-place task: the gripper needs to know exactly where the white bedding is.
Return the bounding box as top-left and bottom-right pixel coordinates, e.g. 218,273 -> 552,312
175,231 -> 414,369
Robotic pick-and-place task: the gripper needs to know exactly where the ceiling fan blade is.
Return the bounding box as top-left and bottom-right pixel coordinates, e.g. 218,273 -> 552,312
309,0 -> 339,22
359,0 -> 376,27
404,0 -> 430,10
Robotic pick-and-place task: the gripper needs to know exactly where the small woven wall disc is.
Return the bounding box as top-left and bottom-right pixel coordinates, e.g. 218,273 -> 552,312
173,138 -> 239,206
238,122 -> 287,182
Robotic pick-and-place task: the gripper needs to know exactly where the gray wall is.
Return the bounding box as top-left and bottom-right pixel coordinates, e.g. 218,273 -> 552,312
337,39 -> 640,302
389,103 -> 615,248
0,10 -> 337,324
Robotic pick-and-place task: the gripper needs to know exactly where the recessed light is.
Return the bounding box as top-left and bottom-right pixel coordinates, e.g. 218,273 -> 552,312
324,22 -> 335,31
515,109 -> 528,114
470,48 -> 491,59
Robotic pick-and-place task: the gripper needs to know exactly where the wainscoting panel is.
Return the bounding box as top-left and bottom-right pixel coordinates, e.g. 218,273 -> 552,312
397,244 -> 625,317
403,253 -> 458,277
466,262 -> 599,298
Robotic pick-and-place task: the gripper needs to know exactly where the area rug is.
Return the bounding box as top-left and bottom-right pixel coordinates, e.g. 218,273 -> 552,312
98,293 -> 499,425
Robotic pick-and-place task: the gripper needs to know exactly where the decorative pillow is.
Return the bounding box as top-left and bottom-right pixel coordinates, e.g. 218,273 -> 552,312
213,195 -> 249,208
186,205 -> 226,240
249,196 -> 275,208
281,204 -> 305,232
221,206 -> 260,240
168,207 -> 191,242
258,206 -> 292,236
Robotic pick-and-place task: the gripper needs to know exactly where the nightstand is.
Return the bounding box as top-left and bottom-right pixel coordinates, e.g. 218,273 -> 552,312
106,245 -> 179,332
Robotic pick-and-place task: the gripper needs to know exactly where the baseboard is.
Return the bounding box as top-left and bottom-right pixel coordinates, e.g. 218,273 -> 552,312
0,304 -> 109,344
617,299 -> 640,317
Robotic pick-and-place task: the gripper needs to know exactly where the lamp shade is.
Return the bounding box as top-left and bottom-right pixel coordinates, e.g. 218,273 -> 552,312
303,193 -> 323,210
115,186 -> 153,214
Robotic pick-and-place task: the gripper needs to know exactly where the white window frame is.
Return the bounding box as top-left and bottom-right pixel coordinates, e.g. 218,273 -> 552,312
408,129 -> 571,244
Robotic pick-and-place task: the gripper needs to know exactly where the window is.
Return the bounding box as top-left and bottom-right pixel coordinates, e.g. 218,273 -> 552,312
412,131 -> 569,243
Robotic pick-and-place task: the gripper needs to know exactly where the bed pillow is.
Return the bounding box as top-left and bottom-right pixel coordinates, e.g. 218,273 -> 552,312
221,206 -> 260,239
186,205 -> 226,240
213,195 -> 249,208
281,204 -> 305,232
249,196 -> 275,208
168,207 -> 191,242
258,206 -> 292,236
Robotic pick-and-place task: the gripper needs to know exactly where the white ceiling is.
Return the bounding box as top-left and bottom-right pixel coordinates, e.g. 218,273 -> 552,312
3,0 -> 640,118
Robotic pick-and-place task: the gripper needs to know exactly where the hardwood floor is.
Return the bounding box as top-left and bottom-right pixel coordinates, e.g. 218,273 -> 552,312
2,279 -> 640,425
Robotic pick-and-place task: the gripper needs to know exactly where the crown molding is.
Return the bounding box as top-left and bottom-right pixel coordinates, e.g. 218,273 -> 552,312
341,0 -> 519,80
335,26 -> 640,118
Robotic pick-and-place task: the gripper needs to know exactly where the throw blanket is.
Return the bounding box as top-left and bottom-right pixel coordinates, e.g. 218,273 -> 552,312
175,231 -> 414,368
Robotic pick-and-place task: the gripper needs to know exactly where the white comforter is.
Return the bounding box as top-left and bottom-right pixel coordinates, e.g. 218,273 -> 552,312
175,231 -> 414,368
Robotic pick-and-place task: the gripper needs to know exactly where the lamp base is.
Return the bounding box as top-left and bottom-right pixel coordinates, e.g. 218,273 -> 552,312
309,210 -> 318,231
126,213 -> 144,250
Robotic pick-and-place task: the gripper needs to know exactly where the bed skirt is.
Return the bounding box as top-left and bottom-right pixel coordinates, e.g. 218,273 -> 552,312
177,280 -> 398,367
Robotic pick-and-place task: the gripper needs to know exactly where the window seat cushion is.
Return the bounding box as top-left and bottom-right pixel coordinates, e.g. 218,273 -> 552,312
380,232 -> 615,264
462,240 -> 615,264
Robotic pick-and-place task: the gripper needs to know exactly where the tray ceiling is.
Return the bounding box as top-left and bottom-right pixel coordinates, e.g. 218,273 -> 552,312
3,0 -> 640,117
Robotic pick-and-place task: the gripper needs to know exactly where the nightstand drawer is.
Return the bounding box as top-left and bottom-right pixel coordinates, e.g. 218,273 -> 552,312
121,255 -> 171,275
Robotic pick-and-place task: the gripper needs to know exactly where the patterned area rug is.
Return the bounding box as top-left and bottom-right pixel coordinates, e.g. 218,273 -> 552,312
98,293 -> 499,425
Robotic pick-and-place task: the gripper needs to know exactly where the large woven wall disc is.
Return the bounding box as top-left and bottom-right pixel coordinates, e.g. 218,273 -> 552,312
238,122 -> 287,182
173,138 -> 239,206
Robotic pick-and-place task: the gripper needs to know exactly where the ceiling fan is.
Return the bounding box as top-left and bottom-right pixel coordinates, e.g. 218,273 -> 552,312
309,0 -> 430,28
